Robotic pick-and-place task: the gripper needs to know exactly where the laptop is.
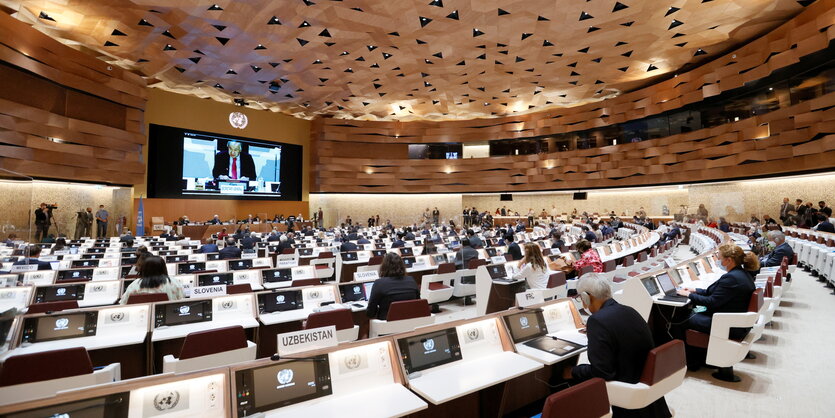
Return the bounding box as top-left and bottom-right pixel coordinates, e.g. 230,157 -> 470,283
656,272 -> 689,303
503,311 -> 583,356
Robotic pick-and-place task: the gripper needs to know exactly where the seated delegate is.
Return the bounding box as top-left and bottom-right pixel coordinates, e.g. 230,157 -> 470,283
759,230 -> 793,268
11,245 -> 52,270
366,253 -> 419,320
570,274 -> 671,418
676,244 -> 758,369
119,256 -> 185,304
512,243 -> 549,289
570,239 -> 603,273
453,238 -> 479,269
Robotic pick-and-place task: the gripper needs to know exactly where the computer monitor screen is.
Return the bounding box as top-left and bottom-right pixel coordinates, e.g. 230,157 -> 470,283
197,272 -> 234,286
178,262 -> 206,274
22,312 -> 98,343
258,290 -> 302,313
230,259 -> 253,270
341,252 -> 358,261
706,256 -> 718,271
690,261 -> 706,276
640,277 -> 661,296
234,356 -> 332,416
58,269 -> 93,281
71,259 -> 98,268
399,247 -> 414,256
502,311 -> 548,343
2,393 -> 131,418
155,300 -> 212,327
339,283 -> 366,302
487,264 -> 507,280
397,328 -> 463,374
432,254 -> 446,264
485,248 -> 498,257
656,273 -> 676,294
371,250 -> 387,257
402,256 -> 416,268
262,268 -> 293,283
299,248 -> 313,256
668,268 -> 684,286
0,317 -> 13,345
165,255 -> 188,263
40,284 -> 84,302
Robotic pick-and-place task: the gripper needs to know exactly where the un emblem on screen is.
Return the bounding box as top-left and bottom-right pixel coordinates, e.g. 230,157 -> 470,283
229,112 -> 248,129
344,354 -> 362,370
277,369 -> 294,385
423,338 -> 435,351
179,306 -> 190,315
520,317 -> 529,327
56,288 -> 66,296
55,318 -> 69,330
153,390 -> 181,411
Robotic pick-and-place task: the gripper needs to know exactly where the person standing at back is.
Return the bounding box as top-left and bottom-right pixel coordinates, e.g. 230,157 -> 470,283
119,256 -> 185,304
95,205 -> 109,238
779,198 -> 794,223
34,203 -> 54,242
365,253 -> 419,320
569,274 -> 672,417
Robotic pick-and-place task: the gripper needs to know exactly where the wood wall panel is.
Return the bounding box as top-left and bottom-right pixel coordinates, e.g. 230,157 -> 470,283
0,11 -> 146,185
311,2 -> 835,194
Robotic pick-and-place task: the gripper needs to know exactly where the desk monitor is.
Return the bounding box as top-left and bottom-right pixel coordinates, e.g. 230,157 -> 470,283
159,250 -> 178,256
121,255 -> 137,265
656,273 -> 677,294
165,255 -> 189,263
178,262 -> 207,274
151,246 -> 166,251
503,310 -> 548,343
262,268 -> 293,284
207,253 -> 221,261
341,252 -> 358,262
690,261 -> 707,277
487,264 -> 508,280
197,272 -> 234,287
35,283 -> 85,303
80,253 -> 104,260
2,392 -> 130,418
414,240 -> 423,246
71,259 -> 99,268
0,316 -> 13,346
640,277 -> 661,296
706,256 -> 719,272
154,300 -> 213,328
120,266 -> 133,278
58,269 -> 94,281
397,328 -> 463,374
235,355 -> 332,416
86,247 -> 106,253
339,283 -> 366,302
485,248 -> 498,257
258,289 -> 302,313
371,249 -> 387,257
402,256 -> 417,268
299,248 -> 313,256
399,247 -> 414,256
668,268 -> 684,286
432,254 -> 446,264
375,243 -> 386,250
450,240 -> 461,248
120,247 -> 136,253
21,311 -> 98,343
230,259 -> 254,270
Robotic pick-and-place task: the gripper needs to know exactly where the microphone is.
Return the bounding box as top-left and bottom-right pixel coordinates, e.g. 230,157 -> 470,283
269,354 -> 327,362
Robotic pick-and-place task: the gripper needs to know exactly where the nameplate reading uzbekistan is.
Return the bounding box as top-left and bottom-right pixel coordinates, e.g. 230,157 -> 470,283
277,325 -> 338,356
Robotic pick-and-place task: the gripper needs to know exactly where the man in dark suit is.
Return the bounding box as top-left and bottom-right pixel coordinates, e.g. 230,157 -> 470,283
212,141 -> 256,181
815,214 -> 835,233
12,246 -> 53,270
403,228 -> 416,241
207,215 -> 222,225
199,239 -> 219,254
266,231 -> 281,242
760,230 -> 794,267
819,201 -> 833,217
219,238 -> 242,260
570,274 -> 671,417
347,229 -> 359,241
240,233 -> 258,250
34,203 -> 54,242
778,198 -> 794,222
391,233 -> 406,248
357,235 -> 370,245
454,238 -> 479,269
506,234 -> 523,261
467,229 -> 483,248
339,237 -> 358,252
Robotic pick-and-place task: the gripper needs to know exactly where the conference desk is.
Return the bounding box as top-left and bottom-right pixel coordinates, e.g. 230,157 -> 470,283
177,221 -> 314,241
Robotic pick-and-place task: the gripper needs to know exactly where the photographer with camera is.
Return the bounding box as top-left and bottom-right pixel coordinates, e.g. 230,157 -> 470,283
34,202 -> 56,242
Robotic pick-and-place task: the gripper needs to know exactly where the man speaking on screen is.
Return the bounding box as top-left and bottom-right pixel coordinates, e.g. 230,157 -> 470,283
212,141 -> 256,181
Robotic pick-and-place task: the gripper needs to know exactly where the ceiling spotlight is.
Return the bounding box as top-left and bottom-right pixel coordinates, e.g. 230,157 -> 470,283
38,11 -> 56,21
234,98 -> 248,106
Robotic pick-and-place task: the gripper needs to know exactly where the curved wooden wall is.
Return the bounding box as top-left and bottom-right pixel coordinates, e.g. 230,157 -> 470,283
312,1 -> 835,193
0,11 -> 147,185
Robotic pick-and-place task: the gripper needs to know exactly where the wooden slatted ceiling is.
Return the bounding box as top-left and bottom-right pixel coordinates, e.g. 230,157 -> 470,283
1,0 -> 810,121
315,0 -> 835,143
0,11 -> 147,185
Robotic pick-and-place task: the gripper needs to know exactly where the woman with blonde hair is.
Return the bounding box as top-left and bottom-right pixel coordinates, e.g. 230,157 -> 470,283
676,244 -> 758,371
513,243 -> 549,289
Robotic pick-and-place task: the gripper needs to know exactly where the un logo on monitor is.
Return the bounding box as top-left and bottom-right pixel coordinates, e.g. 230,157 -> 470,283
520,316 -> 529,327
55,318 -> 69,330
423,338 -> 435,351
277,295 -> 285,303
277,369 -> 294,385
179,306 -> 190,315
56,288 -> 66,296
153,390 -> 181,411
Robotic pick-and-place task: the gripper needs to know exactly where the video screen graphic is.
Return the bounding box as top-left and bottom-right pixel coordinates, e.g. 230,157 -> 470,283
148,124 -> 303,201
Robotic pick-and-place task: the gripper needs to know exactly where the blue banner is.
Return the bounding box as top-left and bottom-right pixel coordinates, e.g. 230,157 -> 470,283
136,196 -> 145,236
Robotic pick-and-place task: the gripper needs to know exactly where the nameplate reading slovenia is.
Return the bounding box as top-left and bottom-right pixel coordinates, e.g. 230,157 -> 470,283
277,325 -> 338,356
354,271 -> 379,282
190,285 -> 227,298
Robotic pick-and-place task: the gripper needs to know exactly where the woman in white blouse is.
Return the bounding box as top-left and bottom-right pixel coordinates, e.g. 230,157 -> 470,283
512,243 -> 550,289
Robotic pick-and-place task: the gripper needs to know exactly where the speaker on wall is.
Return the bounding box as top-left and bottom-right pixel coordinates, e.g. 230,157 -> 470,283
573,192 -> 587,200
500,194 -> 513,201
